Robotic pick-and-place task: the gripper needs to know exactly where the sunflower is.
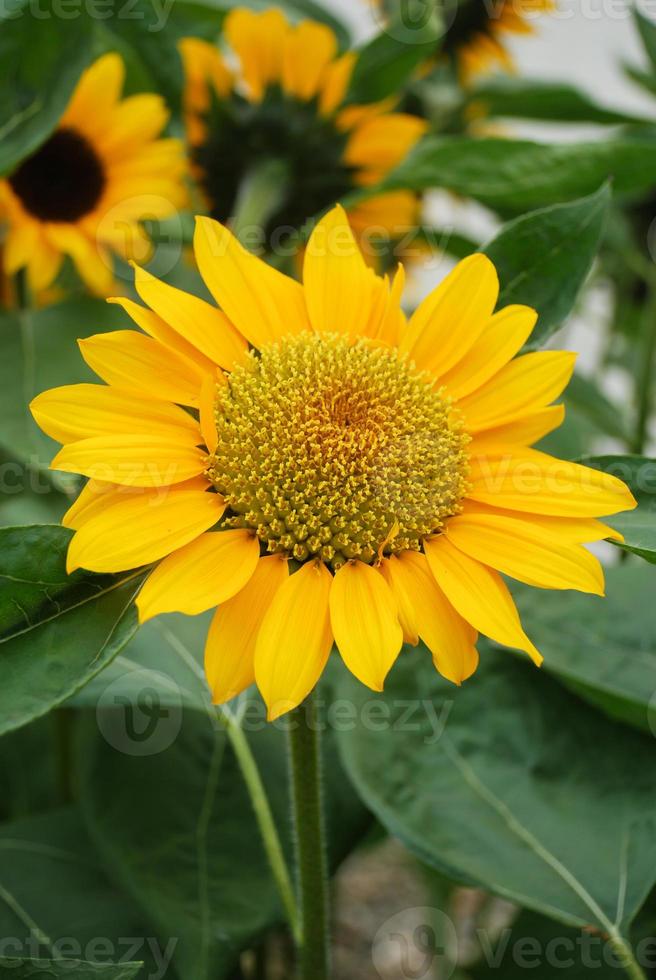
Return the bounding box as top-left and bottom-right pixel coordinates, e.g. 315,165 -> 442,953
30,205 -> 635,721
179,8 -> 427,257
442,0 -> 554,80
0,53 -> 186,296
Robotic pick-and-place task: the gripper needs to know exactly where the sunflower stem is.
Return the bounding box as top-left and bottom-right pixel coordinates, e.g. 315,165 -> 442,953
217,705 -> 301,944
230,158 -> 289,250
287,691 -> 330,980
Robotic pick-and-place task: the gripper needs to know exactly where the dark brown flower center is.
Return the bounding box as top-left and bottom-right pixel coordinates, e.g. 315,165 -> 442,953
9,127 -> 106,222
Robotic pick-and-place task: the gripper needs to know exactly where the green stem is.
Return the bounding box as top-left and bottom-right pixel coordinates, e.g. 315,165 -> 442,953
631,282 -> 656,455
217,706 -> 300,944
287,692 -> 330,980
608,932 -> 648,980
231,158 -> 289,248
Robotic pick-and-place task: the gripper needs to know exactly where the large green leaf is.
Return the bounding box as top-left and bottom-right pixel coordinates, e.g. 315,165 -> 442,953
508,564 -> 656,734
335,647 -> 656,955
0,525 -> 145,736
0,1 -> 94,175
79,675 -> 370,978
470,77 -> 649,126
483,185 -> 609,347
0,806 -> 162,975
0,298 -> 123,481
347,11 -> 442,104
469,908 -> 647,979
581,456 -> 656,563
375,136 -> 656,211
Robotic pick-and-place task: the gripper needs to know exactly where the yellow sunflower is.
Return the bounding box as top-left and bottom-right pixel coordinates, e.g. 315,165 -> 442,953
179,8 -> 427,257
442,0 -> 554,80
30,205 -> 635,721
0,53 -> 186,296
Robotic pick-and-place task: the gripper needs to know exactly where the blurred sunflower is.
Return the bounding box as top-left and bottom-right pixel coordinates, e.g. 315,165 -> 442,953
179,8 -> 427,255
31,205 -> 635,720
443,0 -> 554,80
0,53 -> 186,296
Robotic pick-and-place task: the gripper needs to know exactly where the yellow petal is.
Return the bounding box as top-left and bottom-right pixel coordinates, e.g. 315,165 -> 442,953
329,560 -> 402,691
224,7 -> 288,101
387,552 -> 479,684
467,448 -> 638,517
424,535 -> 542,663
61,53 -> 125,132
51,432 -> 205,487
379,556 -> 419,645
282,21 -> 337,101
400,254 -> 499,376
344,113 -> 428,183
108,297 -> 219,377
205,555 -> 288,704
439,304 -> 537,399
99,93 -> 169,155
318,51 -> 356,115
62,478 -> 117,530
469,405 -> 565,451
199,374 -> 219,454
255,561 -> 333,721
136,529 -> 260,622
459,351 -> 576,433
79,331 -> 205,407
66,480 -> 224,573
132,264 -> 247,370
458,500 -> 621,544
194,216 -> 310,349
446,511 -> 605,594
304,204 -> 386,338
30,383 -> 198,445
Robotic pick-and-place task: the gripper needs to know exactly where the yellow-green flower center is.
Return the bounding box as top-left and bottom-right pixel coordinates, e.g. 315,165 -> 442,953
206,333 -> 470,570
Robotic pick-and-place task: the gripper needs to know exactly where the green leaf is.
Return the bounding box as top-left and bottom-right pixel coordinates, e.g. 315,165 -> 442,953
0,2 -> 94,175
335,647 -> 656,947
508,564 -> 656,734
563,374 -> 630,443
469,907 -> 645,979
98,0 -> 184,116
0,806 -> 160,974
0,298 -> 121,482
634,9 -> 656,74
78,683 -> 369,978
0,958 -> 142,979
347,11 -> 442,104
469,77 -> 649,126
581,455 -> 656,563
0,525 -> 145,736
483,186 -> 610,347
374,135 -> 656,211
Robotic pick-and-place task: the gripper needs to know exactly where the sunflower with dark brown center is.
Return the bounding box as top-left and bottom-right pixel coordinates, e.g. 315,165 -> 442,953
0,53 -> 186,294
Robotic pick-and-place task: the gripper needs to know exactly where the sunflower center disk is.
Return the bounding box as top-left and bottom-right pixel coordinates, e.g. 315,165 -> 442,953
206,333 -> 470,570
9,127 -> 106,222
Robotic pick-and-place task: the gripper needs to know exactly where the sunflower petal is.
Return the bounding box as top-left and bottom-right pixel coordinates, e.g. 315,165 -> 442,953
205,555 -> 288,705
446,511 -> 605,594
51,432 -> 205,487
400,254 -> 499,376
469,405 -> 565,451
79,331 -> 205,407
30,383 -> 198,444
132,264 -> 246,370
329,560 -> 402,691
424,535 -> 542,663
66,480 -> 224,573
255,561 -> 333,721
136,529 -> 260,622
459,351 -> 576,433
194,216 -> 310,348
